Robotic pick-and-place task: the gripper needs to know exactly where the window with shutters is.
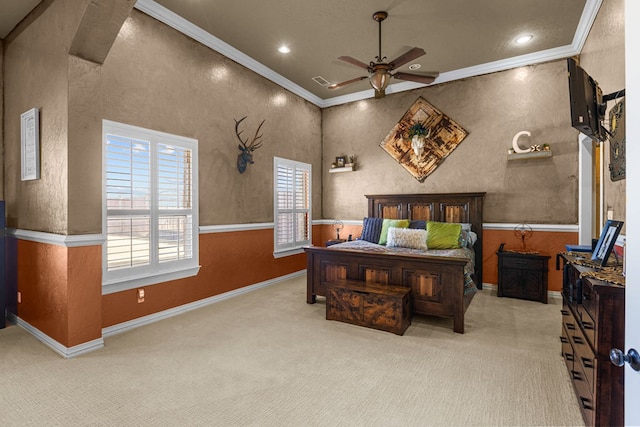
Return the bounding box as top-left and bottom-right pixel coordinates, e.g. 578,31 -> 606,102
273,157 -> 311,257
102,120 -> 199,294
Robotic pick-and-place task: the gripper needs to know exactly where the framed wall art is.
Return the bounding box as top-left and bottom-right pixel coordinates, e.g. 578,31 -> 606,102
608,98 -> 625,181
21,107 -> 40,181
380,97 -> 468,182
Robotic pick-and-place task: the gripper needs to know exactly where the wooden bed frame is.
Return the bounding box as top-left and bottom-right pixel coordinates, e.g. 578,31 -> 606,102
305,192 -> 485,334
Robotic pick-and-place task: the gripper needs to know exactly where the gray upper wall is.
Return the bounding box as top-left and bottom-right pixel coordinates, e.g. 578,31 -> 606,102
3,1 -> 322,234
321,60 -> 580,224
579,0 -> 625,229
2,0 -> 624,233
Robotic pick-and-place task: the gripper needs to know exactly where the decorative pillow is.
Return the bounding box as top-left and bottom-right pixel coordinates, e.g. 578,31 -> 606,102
468,231 -> 478,247
427,221 -> 462,249
387,227 -> 428,250
378,219 -> 410,245
409,220 -> 426,229
360,217 -> 384,243
457,223 -> 476,247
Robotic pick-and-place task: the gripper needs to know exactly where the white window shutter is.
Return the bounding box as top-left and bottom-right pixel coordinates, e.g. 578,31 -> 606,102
274,157 -> 311,254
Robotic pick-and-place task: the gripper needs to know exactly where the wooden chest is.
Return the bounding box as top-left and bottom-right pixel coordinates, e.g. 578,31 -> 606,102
326,279 -> 411,335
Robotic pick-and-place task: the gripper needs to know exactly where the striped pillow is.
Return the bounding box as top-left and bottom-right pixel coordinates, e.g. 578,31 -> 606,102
360,217 -> 384,243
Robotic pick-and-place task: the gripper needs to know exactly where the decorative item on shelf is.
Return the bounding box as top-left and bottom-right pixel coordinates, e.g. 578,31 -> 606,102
345,155 -> 356,168
507,132 -> 552,160
335,156 -> 346,168
511,130 -> 532,153
234,116 -> 265,174
406,120 -> 431,157
513,223 -> 534,251
333,220 -> 344,240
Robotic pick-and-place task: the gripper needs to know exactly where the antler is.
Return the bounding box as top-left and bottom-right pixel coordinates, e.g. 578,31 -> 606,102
234,117 -> 265,151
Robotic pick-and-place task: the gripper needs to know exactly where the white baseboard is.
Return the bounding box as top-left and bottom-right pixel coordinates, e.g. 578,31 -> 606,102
7,313 -> 104,359
481,283 -> 562,301
102,270 -> 306,338
7,270 -> 305,358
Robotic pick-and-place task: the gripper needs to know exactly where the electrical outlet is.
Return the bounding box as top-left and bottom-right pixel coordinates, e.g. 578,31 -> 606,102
607,209 -> 614,220
137,288 -> 145,303
17,292 -> 21,303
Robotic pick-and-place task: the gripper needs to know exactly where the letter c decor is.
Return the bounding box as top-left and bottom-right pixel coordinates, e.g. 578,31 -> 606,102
512,131 -> 532,154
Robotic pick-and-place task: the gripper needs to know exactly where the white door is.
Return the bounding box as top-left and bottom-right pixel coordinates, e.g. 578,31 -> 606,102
623,1 -> 640,425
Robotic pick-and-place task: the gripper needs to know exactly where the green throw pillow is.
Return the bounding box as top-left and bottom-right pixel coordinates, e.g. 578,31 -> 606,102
427,221 -> 462,249
378,219 -> 410,245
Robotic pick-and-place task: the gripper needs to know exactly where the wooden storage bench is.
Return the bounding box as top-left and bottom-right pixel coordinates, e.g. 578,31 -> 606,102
326,279 -> 411,335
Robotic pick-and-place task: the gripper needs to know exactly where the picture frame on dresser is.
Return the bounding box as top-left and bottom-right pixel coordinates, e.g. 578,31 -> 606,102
591,219 -> 623,265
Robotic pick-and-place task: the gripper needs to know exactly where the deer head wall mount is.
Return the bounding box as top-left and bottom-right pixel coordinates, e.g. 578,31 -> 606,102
234,116 -> 265,174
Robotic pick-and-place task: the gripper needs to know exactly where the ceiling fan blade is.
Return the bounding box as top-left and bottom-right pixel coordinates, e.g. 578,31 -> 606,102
338,56 -> 370,70
388,47 -> 426,69
393,72 -> 438,85
328,76 -> 368,90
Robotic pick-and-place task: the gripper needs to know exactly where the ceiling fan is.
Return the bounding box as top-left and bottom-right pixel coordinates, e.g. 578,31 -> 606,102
329,11 -> 439,98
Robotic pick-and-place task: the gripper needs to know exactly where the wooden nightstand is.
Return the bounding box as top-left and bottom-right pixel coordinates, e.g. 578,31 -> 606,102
326,239 -> 346,247
497,250 -> 550,303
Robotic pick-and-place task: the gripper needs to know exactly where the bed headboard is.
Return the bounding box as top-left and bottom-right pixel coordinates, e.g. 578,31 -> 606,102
365,192 -> 486,288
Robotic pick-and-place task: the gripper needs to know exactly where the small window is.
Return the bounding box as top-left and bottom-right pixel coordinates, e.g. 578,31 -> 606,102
102,120 -> 199,293
273,157 -> 311,257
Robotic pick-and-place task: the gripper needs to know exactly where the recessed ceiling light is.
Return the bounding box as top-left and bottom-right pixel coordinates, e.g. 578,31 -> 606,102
278,45 -> 291,54
408,63 -> 421,70
515,35 -> 533,45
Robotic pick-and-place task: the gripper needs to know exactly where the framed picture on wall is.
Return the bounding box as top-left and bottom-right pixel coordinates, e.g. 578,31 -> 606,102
21,107 -> 40,181
591,220 -> 624,266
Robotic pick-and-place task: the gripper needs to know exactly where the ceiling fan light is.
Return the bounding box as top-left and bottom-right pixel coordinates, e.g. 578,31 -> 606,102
369,69 -> 390,92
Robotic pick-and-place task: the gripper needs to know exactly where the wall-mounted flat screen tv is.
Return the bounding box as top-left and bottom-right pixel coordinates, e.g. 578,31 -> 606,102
567,57 -> 604,141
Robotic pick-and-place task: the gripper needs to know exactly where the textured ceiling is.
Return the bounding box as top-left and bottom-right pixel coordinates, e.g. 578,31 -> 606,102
1,0 -> 596,105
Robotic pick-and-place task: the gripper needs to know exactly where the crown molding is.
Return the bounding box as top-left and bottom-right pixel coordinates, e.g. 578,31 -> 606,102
135,0 -> 602,109
134,0 -> 324,107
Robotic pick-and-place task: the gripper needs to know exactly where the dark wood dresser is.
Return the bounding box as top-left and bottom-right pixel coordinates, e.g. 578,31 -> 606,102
559,253 -> 625,427
497,250 -> 550,303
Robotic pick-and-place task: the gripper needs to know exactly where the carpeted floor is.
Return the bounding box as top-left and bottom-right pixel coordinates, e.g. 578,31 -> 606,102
0,276 -> 584,426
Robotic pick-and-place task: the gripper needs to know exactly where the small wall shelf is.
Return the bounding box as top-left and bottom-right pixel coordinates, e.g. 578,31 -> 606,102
329,165 -> 354,173
507,151 -> 552,161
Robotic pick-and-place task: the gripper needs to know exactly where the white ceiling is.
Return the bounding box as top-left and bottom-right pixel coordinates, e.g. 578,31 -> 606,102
1,0 -> 601,107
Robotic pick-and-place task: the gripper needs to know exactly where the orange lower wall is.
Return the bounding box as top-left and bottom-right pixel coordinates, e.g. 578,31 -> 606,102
17,241 -> 102,347
102,226 -> 320,328
482,229 -> 578,292
15,226 -> 319,345
14,223 -> 577,348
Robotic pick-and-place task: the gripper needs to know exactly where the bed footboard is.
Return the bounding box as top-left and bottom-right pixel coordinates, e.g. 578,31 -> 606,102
305,246 -> 473,333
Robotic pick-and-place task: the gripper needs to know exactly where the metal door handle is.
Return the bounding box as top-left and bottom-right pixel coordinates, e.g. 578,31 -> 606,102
610,348 -> 640,371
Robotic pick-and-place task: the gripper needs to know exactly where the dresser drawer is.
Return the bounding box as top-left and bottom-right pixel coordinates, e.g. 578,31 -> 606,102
571,368 -> 595,427
500,256 -> 547,271
580,279 -> 597,324
560,323 -> 574,371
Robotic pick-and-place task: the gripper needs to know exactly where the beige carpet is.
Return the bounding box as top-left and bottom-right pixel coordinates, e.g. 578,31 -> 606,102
0,276 -> 584,426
